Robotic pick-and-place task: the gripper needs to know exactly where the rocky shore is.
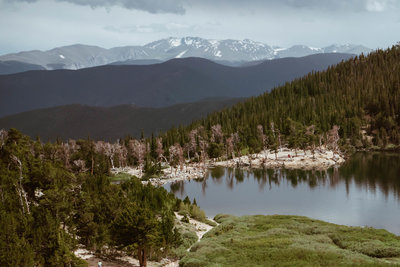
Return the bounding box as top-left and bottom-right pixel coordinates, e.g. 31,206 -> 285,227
212,148 -> 345,170
113,148 -> 345,186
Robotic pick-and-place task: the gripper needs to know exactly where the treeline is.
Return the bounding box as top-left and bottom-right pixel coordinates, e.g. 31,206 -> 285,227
96,45 -> 400,167
2,46 -> 398,180
0,129 -> 198,267
158,44 -> 400,154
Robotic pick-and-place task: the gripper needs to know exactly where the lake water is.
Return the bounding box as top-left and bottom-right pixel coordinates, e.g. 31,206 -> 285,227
164,152 -> 400,235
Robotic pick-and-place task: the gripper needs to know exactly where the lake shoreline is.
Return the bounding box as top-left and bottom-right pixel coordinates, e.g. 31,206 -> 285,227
155,148 -> 345,186
113,148 -> 346,187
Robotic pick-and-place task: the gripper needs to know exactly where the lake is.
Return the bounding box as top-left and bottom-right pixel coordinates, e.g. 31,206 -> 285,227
164,152 -> 400,235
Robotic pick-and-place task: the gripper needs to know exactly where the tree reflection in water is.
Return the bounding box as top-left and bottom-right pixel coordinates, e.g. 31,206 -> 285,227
168,152 -> 400,200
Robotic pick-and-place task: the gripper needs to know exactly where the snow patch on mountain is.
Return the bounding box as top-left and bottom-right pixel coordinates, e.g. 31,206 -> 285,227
0,37 -> 372,71
169,38 -> 182,47
175,50 -> 187,58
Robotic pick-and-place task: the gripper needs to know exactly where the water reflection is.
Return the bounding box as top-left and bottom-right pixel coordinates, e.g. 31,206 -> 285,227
339,152 -> 400,200
165,152 -> 400,234
170,152 -> 400,200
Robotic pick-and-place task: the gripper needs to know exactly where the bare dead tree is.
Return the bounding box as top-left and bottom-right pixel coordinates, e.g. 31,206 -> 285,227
94,141 -> 115,169
175,143 -> 184,171
104,143 -> 114,169
168,145 -> 177,174
73,159 -> 89,173
183,142 -> 191,162
257,125 -> 268,158
305,125 -> 316,159
328,125 -> 340,158
129,139 -> 146,173
117,144 -> 128,168
57,142 -> 71,168
10,155 -> 30,215
188,129 -> 198,161
270,122 -> 276,138
226,136 -> 234,159
146,142 -> 150,158
155,137 -> 165,163
211,124 -> 223,144
319,135 -> 324,152
94,141 -> 104,154
231,132 -> 240,163
0,129 -> 8,150
199,138 -> 209,169
68,139 -> 79,153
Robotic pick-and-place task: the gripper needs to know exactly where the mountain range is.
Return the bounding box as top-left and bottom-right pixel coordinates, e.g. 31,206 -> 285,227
0,37 -> 371,73
0,53 -> 353,117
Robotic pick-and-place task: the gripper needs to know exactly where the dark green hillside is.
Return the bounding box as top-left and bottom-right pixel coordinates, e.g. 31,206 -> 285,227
0,53 -> 352,117
0,98 -> 242,141
160,45 -> 400,152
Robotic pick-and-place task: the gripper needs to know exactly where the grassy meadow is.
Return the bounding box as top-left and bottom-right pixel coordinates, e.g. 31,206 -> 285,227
180,214 -> 400,266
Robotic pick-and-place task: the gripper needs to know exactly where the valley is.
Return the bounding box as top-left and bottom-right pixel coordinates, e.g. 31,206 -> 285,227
0,25 -> 399,267
0,53 -> 352,117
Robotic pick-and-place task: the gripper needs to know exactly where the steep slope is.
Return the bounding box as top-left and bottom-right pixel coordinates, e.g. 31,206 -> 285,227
0,98 -> 242,141
158,45 -> 400,151
0,37 -> 371,72
0,53 -> 353,117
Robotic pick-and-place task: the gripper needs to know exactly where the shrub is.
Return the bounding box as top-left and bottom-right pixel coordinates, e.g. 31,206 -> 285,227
190,205 -> 206,222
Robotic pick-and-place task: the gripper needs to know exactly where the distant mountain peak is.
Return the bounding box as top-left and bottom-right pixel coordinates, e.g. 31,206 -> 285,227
0,37 -> 372,74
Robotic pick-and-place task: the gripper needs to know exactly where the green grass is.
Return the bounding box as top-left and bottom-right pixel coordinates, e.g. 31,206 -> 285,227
177,203 -> 216,226
180,214 -> 400,267
172,218 -> 199,258
108,172 -> 133,182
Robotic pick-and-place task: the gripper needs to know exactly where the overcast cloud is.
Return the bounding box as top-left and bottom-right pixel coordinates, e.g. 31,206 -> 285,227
5,0 -> 186,14
189,0 -> 398,12
6,0 -> 399,13
0,0 -> 399,54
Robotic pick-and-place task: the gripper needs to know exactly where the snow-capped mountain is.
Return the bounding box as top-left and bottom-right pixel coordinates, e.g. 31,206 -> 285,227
144,37 -> 277,61
0,37 -> 372,71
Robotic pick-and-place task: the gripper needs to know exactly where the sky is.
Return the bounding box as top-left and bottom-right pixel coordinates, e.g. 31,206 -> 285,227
0,0 -> 399,55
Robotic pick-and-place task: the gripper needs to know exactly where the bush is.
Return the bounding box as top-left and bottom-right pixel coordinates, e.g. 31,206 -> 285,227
178,203 -> 190,217
205,219 -> 217,227
213,214 -> 233,224
347,240 -> 400,258
190,205 -> 206,222
181,214 -> 190,223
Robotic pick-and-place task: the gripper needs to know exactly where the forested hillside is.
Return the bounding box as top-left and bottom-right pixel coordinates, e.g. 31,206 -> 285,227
158,45 -> 400,154
0,129 -> 201,266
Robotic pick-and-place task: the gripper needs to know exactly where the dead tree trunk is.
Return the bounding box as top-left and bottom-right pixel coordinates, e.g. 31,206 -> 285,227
11,155 -> 30,215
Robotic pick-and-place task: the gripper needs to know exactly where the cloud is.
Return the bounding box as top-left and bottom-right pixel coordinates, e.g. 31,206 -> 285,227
4,0 -> 186,14
104,23 -> 198,34
188,0 -> 399,13
5,0 -> 399,14
366,0 -> 386,12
